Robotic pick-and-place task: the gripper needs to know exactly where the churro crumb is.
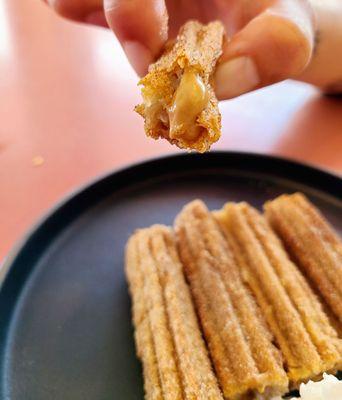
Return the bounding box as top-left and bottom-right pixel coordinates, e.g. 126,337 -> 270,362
32,155 -> 44,167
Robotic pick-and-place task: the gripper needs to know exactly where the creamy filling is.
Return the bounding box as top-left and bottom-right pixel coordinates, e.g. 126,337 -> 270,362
168,68 -> 208,142
271,374 -> 342,400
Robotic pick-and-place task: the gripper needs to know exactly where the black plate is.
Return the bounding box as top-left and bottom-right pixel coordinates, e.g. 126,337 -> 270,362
0,152 -> 341,400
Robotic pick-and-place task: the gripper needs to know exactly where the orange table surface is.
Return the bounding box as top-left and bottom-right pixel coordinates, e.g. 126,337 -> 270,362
1,0 -> 341,259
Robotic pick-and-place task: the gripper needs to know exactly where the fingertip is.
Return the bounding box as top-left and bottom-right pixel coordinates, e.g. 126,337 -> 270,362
46,0 -> 83,20
105,0 -> 168,63
84,11 -> 108,28
46,0 -> 107,26
122,41 -> 153,77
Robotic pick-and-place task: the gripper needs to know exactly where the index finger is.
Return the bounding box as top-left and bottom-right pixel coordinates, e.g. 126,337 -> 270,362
104,0 -> 168,76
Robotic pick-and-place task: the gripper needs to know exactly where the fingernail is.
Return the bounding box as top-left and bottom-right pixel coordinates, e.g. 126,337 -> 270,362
122,41 -> 153,77
215,56 -> 260,99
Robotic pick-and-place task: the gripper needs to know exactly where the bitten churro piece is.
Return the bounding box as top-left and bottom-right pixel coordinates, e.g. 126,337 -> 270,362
174,201 -> 288,400
125,225 -> 223,400
135,21 -> 224,153
215,202 -> 342,386
264,193 -> 342,324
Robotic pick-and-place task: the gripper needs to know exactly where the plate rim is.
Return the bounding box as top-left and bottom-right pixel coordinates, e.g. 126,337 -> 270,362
1,150 -> 341,289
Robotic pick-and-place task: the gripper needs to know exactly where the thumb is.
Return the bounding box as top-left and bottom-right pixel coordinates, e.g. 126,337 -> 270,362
104,0 -> 168,76
215,0 -> 316,100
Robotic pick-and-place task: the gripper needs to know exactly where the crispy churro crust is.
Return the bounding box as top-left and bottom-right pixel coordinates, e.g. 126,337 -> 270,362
174,201 -> 288,400
135,21 -> 224,153
264,193 -> 342,324
215,202 -> 342,385
125,225 -> 223,400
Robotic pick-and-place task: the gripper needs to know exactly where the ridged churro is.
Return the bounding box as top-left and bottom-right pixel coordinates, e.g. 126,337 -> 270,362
125,225 -> 223,400
135,21 -> 224,152
264,193 -> 342,324
215,202 -> 342,385
174,200 -> 288,399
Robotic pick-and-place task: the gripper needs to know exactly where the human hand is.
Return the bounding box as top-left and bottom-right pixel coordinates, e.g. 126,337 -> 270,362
45,0 -> 342,98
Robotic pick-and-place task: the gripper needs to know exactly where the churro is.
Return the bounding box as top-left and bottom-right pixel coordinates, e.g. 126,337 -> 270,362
135,21 -> 224,152
264,193 -> 342,324
174,200 -> 288,399
215,202 -> 342,385
125,225 -> 223,400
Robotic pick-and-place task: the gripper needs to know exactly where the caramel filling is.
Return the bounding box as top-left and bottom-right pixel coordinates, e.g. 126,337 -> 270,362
168,69 -> 208,141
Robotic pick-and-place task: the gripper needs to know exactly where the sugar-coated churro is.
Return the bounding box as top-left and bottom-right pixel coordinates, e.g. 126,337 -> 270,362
125,225 -> 223,400
215,202 -> 342,385
174,200 -> 288,400
264,193 -> 342,324
135,21 -> 224,152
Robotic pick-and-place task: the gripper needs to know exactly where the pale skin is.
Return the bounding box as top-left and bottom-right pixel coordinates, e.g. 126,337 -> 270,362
45,0 -> 342,99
